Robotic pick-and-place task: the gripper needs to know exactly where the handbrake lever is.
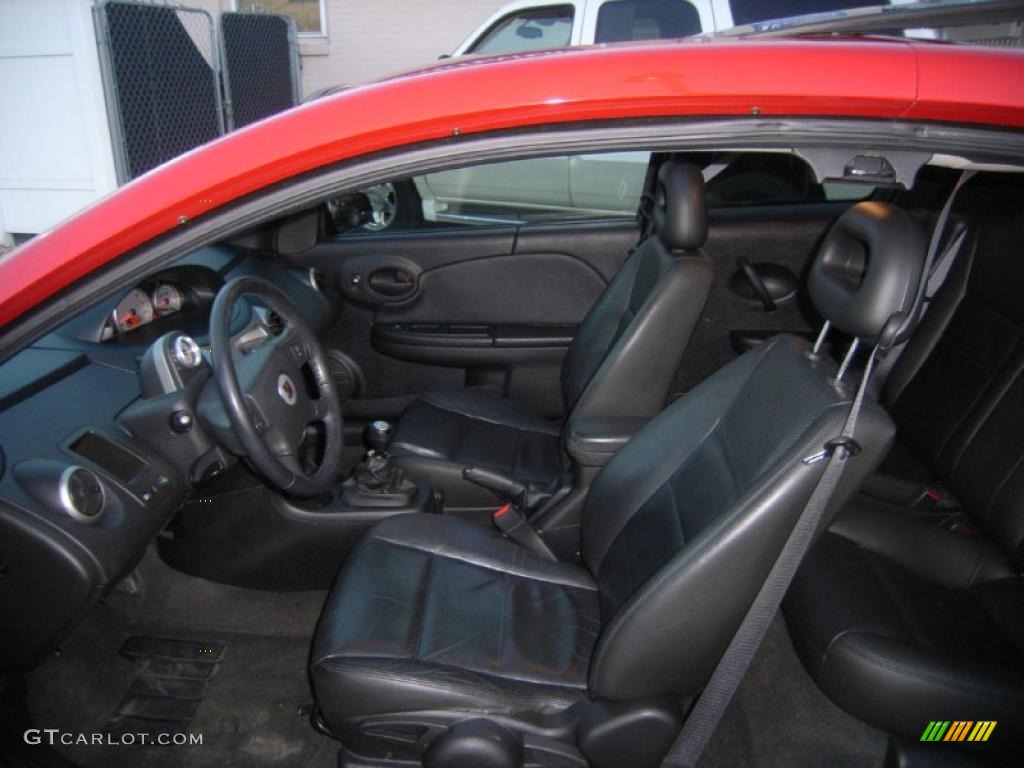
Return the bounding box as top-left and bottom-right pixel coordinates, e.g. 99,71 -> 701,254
462,466 -> 555,561
462,465 -> 528,505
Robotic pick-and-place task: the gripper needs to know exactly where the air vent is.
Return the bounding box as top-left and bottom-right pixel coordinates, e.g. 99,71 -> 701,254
309,268 -> 326,292
326,351 -> 363,402
265,310 -> 284,336
59,466 -> 105,524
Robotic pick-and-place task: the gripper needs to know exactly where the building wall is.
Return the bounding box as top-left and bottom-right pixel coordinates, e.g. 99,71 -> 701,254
0,0 -> 118,240
299,0 -> 509,95
195,1 -> 510,96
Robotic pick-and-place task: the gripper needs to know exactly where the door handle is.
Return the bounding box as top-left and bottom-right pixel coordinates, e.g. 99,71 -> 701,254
729,259 -> 798,313
368,267 -> 415,297
737,257 -> 777,312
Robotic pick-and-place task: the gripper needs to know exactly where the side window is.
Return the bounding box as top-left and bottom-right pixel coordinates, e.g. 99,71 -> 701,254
729,0 -> 883,27
333,152 -> 649,235
329,153 -> 872,236
595,0 -> 702,43
469,6 -> 574,55
706,154 -> 873,207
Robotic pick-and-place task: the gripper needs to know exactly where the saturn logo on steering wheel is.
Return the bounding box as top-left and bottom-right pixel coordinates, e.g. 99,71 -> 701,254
277,373 -> 297,406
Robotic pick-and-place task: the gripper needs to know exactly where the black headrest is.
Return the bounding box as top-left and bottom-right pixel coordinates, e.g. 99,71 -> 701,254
653,161 -> 707,251
808,202 -> 926,346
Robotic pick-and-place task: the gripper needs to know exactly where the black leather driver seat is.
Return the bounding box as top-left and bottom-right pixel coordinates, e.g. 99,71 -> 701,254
311,202 -> 927,767
388,160 -> 715,510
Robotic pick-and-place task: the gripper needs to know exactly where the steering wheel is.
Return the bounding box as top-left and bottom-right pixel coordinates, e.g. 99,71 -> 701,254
207,277 -> 342,496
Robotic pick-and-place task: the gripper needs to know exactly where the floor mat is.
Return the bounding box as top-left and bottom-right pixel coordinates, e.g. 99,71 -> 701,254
104,638 -> 225,739
700,618 -> 887,767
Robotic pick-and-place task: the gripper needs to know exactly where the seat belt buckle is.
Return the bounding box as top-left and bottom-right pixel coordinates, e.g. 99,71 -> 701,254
912,485 -> 959,511
491,502 -> 556,561
492,502 -> 526,535
945,516 -> 974,536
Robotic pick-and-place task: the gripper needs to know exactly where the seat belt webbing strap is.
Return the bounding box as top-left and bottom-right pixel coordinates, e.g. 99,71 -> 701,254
924,226 -> 966,300
916,169 -> 975,307
867,169 -> 973,395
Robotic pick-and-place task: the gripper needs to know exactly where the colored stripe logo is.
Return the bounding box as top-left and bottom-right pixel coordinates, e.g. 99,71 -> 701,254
920,721 -> 997,742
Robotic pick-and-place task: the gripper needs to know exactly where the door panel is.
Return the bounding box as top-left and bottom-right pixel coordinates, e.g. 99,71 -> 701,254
296,220 -> 640,421
288,202 -> 850,435
376,252 -> 606,325
670,202 -> 850,396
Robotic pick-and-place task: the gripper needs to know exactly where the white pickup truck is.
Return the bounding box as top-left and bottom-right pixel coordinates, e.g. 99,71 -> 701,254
455,0 -> 736,56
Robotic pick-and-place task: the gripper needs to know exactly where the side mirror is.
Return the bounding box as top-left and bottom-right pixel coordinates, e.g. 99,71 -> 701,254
327,192 -> 373,233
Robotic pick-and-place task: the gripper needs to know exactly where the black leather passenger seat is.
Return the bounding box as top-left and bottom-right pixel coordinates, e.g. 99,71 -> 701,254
784,173 -> 1024,756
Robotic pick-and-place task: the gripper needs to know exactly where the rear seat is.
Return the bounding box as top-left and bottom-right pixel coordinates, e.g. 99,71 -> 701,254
783,175 -> 1024,756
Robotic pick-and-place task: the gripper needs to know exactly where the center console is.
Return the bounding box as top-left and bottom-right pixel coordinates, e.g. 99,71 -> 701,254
526,417 -> 649,560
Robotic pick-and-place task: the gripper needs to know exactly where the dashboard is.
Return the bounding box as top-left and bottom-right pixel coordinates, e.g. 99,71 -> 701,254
0,244 -> 337,671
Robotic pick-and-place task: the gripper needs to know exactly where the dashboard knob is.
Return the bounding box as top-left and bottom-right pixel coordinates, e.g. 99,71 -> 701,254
170,410 -> 194,434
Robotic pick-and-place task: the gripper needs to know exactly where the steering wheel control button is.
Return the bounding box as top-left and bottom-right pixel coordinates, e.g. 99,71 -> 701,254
244,396 -> 269,433
170,410 -> 194,434
277,373 -> 298,406
59,466 -> 105,524
172,335 -> 202,369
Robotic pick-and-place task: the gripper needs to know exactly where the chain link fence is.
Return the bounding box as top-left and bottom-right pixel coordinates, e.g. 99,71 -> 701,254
221,12 -> 300,130
95,0 -> 224,182
94,1 -> 300,182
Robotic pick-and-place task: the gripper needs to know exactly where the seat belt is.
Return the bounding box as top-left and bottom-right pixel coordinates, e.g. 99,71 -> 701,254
633,153 -> 666,248
916,170 -> 975,307
870,169 -> 974,394
659,344 -> 881,768
924,225 -> 967,300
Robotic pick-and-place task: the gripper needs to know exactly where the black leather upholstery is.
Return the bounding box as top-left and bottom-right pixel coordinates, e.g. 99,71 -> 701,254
652,160 -> 708,251
311,514 -> 598,729
808,201 -> 926,344
389,389 -> 565,509
390,160 -> 714,509
784,177 -> 1024,755
312,335 -> 899,751
310,198 -> 924,763
786,527 -> 1024,751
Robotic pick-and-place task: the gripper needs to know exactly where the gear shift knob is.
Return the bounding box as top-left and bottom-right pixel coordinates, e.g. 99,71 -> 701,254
365,420 -> 393,455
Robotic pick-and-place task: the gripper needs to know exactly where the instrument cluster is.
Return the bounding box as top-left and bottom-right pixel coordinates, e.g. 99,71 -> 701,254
104,283 -> 188,338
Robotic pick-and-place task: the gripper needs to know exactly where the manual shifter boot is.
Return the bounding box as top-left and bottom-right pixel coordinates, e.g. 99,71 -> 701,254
342,420 -> 417,507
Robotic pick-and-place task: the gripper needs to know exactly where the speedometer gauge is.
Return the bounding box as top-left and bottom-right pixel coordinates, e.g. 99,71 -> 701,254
152,284 -> 184,316
113,288 -> 154,333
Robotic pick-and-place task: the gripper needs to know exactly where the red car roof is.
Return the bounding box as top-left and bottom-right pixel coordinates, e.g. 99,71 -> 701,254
2,39 -> 1023,328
